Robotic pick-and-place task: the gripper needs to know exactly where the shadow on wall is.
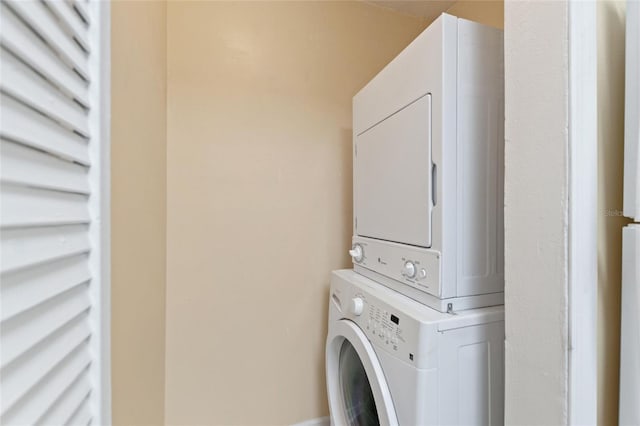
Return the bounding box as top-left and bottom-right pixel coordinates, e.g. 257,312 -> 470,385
302,127 -> 353,426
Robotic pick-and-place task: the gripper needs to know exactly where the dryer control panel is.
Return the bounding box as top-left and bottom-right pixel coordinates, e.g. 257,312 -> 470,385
350,236 -> 442,298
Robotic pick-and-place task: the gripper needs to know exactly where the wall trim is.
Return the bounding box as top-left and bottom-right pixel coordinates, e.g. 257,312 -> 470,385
504,0 -> 597,424
91,0 -> 112,423
567,0 -> 598,424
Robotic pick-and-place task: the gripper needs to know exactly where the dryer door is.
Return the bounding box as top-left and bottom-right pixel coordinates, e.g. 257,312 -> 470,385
326,319 -> 398,426
354,94 -> 433,248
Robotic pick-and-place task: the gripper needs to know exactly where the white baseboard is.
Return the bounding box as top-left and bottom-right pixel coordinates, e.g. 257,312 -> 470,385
290,416 -> 330,426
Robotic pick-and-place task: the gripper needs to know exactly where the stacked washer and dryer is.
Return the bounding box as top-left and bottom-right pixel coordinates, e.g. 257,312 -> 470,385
326,14 -> 505,426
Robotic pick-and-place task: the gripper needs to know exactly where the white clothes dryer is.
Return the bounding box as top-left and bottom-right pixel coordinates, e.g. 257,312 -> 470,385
326,270 -> 504,426
350,13 -> 505,312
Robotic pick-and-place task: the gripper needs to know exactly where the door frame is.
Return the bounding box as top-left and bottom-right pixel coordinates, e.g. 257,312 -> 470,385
87,1 -> 111,423
504,0 -> 597,424
567,1 -> 598,423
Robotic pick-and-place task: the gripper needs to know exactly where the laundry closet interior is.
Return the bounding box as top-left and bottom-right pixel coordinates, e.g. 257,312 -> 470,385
107,1 -> 628,426
117,2 -> 506,424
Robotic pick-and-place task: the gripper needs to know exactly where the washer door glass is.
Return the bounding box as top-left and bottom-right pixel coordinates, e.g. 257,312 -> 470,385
339,339 -> 380,426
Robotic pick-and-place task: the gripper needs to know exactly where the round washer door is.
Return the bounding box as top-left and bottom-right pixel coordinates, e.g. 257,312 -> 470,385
326,319 -> 398,426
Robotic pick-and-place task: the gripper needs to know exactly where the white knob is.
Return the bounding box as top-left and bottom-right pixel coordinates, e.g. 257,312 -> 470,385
418,268 -> 427,279
349,297 -> 364,316
349,244 -> 364,262
402,261 -> 416,278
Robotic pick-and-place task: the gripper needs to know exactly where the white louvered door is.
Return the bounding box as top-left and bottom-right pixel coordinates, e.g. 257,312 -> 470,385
0,1 -> 110,425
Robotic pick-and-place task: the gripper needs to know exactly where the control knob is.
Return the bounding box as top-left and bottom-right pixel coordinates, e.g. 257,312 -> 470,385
349,297 -> 364,316
349,244 -> 364,263
402,261 -> 416,279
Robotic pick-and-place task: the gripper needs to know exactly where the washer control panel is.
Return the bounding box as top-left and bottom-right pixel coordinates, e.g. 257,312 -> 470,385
345,291 -> 421,363
365,301 -> 402,349
350,236 -> 441,297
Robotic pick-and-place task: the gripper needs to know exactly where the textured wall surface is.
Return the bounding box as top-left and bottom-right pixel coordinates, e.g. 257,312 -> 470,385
164,2 -> 427,424
111,2 -> 167,424
504,1 -> 569,424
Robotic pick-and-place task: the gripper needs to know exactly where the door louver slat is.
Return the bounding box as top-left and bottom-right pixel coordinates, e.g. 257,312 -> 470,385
0,95 -> 90,166
0,225 -> 90,274
0,0 -> 107,422
1,185 -> 90,228
0,4 -> 90,108
0,50 -> 90,137
43,1 -> 91,54
0,283 -> 91,368
3,0 -> 89,80
1,255 -> 91,322
0,139 -> 90,195
0,341 -> 92,426
66,396 -> 92,426
66,0 -> 90,27
1,313 -> 91,410
37,372 -> 92,426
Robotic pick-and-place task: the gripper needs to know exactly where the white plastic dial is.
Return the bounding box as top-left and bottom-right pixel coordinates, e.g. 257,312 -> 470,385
402,261 -> 416,278
349,297 -> 364,316
349,244 -> 364,262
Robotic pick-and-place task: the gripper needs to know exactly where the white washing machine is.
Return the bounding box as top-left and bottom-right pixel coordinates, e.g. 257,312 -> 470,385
326,270 -> 504,426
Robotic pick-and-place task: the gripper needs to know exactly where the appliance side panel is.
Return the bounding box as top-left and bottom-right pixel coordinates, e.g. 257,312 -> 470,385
436,15 -> 459,295
437,321 -> 505,426
458,341 -> 490,424
623,0 -> 640,221
352,15 -> 447,136
455,19 -> 505,297
619,225 -> 640,426
353,100 -> 358,238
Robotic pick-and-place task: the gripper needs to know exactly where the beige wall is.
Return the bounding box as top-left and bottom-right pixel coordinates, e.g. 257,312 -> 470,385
111,2 -> 167,425
164,2 -> 427,424
597,1 -> 630,424
446,1 -> 503,29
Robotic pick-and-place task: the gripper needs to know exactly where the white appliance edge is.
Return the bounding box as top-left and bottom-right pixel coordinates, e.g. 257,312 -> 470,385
620,1 -> 640,424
